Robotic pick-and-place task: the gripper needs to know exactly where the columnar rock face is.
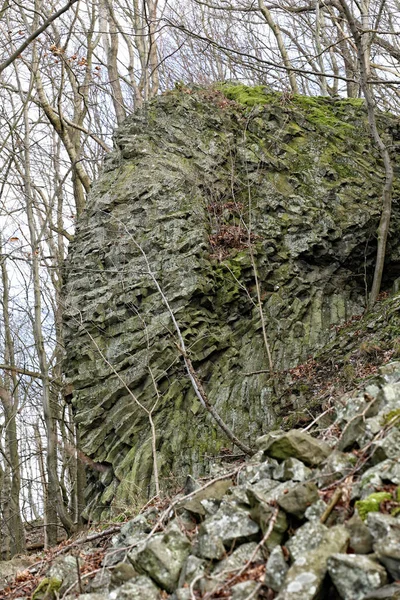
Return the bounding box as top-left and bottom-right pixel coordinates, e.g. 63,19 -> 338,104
63,84 -> 400,516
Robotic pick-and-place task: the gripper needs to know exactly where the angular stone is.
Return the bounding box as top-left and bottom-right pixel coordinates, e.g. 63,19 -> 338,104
362,583 -> 400,599
199,502 -> 259,547
106,514 -> 152,566
238,459 -> 279,485
257,430 -> 331,466
231,580 -> 260,600
178,555 -> 206,588
193,532 -> 226,560
273,458 -> 312,482
345,513 -> 373,554
327,553 -> 387,600
250,503 -> 288,551
367,512 -> 400,542
264,545 -> 288,592
374,538 -> 400,580
317,451 -> 357,486
246,479 -> 295,508
108,576 -> 161,599
213,542 -> 262,576
181,479 -> 232,516
304,499 -> 327,522
131,523 -> 190,592
286,521 -> 328,562
276,525 -> 349,600
47,556 -> 83,595
277,482 -> 319,518
110,563 -> 137,588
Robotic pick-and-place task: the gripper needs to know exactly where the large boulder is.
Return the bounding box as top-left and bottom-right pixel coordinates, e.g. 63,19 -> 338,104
63,84 -> 400,513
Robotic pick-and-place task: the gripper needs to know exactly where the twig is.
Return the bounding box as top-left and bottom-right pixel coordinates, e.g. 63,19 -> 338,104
320,487 -> 343,524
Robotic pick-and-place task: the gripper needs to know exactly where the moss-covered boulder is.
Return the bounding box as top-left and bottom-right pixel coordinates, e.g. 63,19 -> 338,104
63,84 -> 400,516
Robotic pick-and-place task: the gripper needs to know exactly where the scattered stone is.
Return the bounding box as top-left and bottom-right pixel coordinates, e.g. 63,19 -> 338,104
105,514 -> 152,566
110,562 -> 137,588
264,545 -> 288,591
250,503 -> 288,550
257,429 -> 331,466
199,502 -> 259,547
178,555 -> 206,588
327,553 -> 387,600
276,481 -> 319,518
304,499 -> 327,522
373,538 -> 400,580
361,583 -> 400,599
193,532 -> 226,560
273,457 -> 312,482
213,542 -> 262,577
48,556 -> 82,594
131,522 -> 190,592
238,459 -> 279,484
181,479 -> 232,516
337,415 -> 366,451
231,580 -> 260,600
345,513 -> 373,554
317,451 -> 357,486
276,525 -> 349,600
367,512 -> 400,542
286,521 -> 328,561
108,575 -> 161,599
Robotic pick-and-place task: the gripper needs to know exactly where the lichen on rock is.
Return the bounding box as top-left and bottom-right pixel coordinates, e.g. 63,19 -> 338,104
63,84 -> 400,514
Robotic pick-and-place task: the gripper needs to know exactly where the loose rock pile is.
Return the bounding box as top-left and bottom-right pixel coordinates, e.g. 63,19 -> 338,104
30,361 -> 400,599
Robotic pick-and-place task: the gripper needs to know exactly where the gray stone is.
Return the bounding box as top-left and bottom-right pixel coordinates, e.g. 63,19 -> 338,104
199,502 -> 259,547
110,563 -> 137,588
246,480 -> 295,508
304,499 -> 327,522
178,555 -> 206,588
181,479 -> 232,516
276,481 -> 319,518
231,580 -> 260,600
63,88 -> 398,513
345,513 -> 373,554
317,451 -> 357,486
379,363 -> 400,385
48,556 -> 83,594
174,589 -> 192,600
257,430 -> 331,466
273,458 -> 312,482
131,523 -> 190,592
327,553 -> 387,600
213,542 -> 262,577
371,428 -> 400,462
337,415 -> 366,451
89,569 -> 112,593
276,525 -> 349,600
361,583 -> 400,599
238,459 -> 279,484
105,515 -> 152,566
366,512 -> 400,542
108,576 -> 161,599
264,545 -> 288,591
193,531 -> 226,560
250,503 -> 288,551
359,460 -> 400,490
72,595 -> 109,600
286,521 -> 328,561
374,538 -> 400,580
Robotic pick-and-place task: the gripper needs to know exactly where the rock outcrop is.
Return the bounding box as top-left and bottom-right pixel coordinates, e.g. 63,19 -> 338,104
17,361 -> 400,600
63,84 -> 400,515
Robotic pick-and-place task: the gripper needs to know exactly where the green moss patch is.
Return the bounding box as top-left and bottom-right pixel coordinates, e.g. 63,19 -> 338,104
355,492 -> 392,520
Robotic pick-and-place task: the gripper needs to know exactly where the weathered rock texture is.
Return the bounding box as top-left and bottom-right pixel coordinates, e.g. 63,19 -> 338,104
63,84 -> 400,515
